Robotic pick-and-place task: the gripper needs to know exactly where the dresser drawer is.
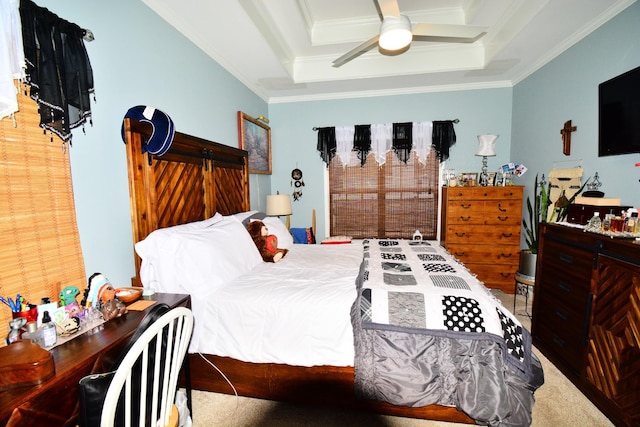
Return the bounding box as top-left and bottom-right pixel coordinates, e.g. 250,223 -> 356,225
483,200 -> 522,225
443,225 -> 519,244
444,187 -> 523,201
534,293 -> 587,375
447,244 -> 520,265
467,264 -> 516,287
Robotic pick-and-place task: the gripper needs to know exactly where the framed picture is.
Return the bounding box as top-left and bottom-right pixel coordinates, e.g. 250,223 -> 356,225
238,111 -> 271,174
461,172 -> 478,186
482,172 -> 497,186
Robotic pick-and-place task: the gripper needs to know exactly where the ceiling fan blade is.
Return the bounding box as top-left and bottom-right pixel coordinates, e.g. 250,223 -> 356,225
377,0 -> 400,18
412,22 -> 487,41
332,34 -> 380,68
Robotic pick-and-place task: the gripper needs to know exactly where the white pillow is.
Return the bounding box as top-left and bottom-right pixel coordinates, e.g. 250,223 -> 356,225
135,213 -> 224,260
136,215 -> 262,294
230,211 -> 294,249
261,217 -> 293,249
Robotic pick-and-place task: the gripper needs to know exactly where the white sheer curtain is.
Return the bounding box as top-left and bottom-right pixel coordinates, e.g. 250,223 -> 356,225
412,121 -> 433,165
370,123 -> 393,166
335,125 -> 355,166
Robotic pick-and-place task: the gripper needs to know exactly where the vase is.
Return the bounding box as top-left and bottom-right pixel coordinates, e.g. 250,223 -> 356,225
519,250 -> 537,277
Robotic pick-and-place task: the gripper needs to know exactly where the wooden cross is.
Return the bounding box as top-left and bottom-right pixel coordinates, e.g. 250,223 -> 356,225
560,120 -> 577,156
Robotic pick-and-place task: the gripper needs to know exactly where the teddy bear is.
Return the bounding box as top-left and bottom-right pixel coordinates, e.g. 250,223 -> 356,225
246,220 -> 289,262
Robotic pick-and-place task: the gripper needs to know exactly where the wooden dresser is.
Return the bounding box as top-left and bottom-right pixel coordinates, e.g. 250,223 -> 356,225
532,223 -> 640,427
440,186 -> 523,293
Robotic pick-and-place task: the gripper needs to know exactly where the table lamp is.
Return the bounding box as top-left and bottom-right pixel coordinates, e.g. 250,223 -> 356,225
266,193 -> 292,229
476,134 -> 498,186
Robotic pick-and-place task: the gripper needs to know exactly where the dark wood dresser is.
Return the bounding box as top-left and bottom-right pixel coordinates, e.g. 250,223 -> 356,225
440,186 -> 523,293
0,293 -> 191,427
532,223 -> 640,427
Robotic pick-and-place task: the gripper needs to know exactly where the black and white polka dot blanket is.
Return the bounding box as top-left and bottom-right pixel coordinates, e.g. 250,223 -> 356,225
359,239 -> 525,363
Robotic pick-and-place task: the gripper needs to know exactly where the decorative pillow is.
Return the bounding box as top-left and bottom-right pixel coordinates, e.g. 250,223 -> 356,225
290,227 -> 316,244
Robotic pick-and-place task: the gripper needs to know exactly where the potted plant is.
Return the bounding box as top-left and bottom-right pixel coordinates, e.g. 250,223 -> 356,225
521,173 -> 589,276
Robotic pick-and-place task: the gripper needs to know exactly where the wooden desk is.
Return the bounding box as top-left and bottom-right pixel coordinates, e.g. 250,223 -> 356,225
0,293 -> 190,427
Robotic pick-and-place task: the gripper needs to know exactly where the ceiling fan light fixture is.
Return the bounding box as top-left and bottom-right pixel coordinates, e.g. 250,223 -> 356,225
379,15 -> 412,51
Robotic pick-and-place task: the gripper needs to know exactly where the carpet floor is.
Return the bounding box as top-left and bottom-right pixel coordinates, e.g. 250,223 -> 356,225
188,290 -> 614,426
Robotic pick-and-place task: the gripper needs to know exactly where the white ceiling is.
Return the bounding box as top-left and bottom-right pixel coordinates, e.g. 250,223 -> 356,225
141,0 -> 635,103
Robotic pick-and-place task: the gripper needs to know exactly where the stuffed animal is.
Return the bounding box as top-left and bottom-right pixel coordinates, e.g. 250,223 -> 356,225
246,220 -> 289,263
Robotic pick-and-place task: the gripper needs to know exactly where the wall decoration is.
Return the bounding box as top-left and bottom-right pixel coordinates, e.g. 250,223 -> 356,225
291,168 -> 304,201
238,111 -> 271,174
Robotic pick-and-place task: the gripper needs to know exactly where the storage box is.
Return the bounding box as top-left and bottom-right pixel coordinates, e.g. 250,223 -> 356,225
566,203 -> 631,225
0,340 -> 55,391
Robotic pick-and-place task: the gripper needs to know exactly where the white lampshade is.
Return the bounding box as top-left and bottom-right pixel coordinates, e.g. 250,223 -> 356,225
266,194 -> 292,216
476,134 -> 498,157
379,15 -> 413,51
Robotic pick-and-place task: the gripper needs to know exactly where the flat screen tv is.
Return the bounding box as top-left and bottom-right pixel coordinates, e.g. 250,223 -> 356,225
598,65 -> 640,157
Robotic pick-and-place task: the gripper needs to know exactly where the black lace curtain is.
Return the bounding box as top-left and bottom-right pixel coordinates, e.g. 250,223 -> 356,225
20,0 -> 94,144
316,120 -> 457,167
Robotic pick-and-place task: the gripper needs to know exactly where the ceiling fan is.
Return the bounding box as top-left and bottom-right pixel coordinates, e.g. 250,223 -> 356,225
332,0 -> 487,67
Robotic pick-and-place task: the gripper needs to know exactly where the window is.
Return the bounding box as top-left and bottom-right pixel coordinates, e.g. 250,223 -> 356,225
329,147 -> 439,239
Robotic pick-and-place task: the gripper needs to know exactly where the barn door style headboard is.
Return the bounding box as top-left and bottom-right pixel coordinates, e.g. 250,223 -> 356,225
123,118 -> 250,282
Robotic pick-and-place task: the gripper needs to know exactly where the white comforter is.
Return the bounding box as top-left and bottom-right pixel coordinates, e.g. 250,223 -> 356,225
194,244 -> 363,366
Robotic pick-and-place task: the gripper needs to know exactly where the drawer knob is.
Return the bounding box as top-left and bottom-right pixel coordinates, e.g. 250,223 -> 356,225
559,254 -> 574,264
498,216 -> 509,221
552,335 -> 565,348
498,203 -> 507,212
557,280 -> 572,293
459,216 -> 471,222
501,233 -> 513,238
454,232 -> 466,237
501,253 -> 513,258
460,203 -> 472,209
554,309 -> 568,320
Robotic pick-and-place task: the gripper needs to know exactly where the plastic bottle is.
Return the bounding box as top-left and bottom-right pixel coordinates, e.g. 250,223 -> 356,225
6,318 -> 23,345
40,310 -> 57,347
587,211 -> 602,232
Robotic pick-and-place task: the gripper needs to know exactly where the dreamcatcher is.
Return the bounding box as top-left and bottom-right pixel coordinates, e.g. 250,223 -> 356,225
291,168 -> 304,201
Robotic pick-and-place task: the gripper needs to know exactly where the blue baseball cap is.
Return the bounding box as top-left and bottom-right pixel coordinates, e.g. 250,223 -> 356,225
121,105 -> 175,156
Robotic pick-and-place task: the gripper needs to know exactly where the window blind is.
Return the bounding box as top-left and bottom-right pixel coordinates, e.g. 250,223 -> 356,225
0,83 -> 86,335
329,148 -> 439,239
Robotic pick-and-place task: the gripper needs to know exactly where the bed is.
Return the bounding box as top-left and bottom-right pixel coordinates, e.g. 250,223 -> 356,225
123,118 -> 543,425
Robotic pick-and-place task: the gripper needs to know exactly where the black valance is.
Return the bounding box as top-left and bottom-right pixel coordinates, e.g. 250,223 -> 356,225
392,122 -> 413,164
353,125 -> 371,167
316,127 -> 336,167
432,120 -> 457,162
20,0 -> 94,143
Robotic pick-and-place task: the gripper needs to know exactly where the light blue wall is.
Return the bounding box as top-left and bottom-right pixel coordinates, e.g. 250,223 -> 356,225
269,88 -> 513,239
36,0 -> 268,287
29,0 -> 640,286
512,2 -> 640,210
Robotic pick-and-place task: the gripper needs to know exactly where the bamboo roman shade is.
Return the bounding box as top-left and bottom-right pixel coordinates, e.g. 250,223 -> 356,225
329,148 -> 439,239
0,84 -> 86,333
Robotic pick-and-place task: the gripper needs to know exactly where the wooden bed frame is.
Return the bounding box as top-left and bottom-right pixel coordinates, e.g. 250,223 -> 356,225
123,118 -> 474,424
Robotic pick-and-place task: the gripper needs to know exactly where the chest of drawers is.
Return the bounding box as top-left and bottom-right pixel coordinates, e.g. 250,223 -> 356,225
533,223 -> 640,426
440,186 -> 523,293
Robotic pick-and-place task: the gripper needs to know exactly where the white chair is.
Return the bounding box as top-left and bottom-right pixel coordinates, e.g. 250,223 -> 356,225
100,307 -> 194,427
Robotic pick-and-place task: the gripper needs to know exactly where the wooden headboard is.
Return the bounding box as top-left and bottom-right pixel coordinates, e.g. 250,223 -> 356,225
123,118 -> 250,283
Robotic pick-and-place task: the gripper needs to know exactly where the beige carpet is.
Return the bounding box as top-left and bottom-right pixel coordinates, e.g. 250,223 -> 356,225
189,290 -> 614,426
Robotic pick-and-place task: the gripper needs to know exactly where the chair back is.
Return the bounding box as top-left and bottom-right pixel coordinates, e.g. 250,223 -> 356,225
100,307 -> 193,427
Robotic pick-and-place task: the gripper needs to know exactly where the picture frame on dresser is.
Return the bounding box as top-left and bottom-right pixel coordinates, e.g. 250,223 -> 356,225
461,172 -> 478,186
485,172 -> 497,186
237,111 -> 271,175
